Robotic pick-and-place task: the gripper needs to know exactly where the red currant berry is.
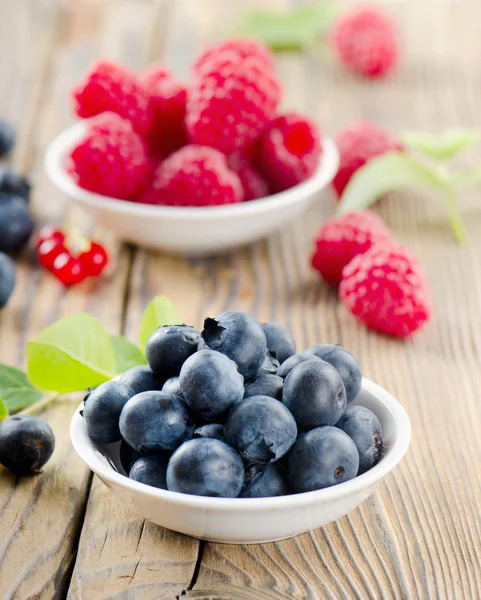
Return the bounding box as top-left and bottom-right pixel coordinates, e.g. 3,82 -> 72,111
36,226 -> 65,250
38,239 -> 65,270
81,242 -> 108,276
52,252 -> 87,286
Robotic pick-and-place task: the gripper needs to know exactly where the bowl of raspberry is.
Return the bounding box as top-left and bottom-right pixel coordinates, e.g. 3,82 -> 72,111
45,42 -> 339,255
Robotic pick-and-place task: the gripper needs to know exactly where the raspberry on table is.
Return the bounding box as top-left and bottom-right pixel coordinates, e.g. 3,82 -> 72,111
255,113 -> 322,192
333,120 -> 402,197
139,145 -> 243,207
339,243 -> 431,338
186,54 -> 281,155
227,153 -> 269,201
311,210 -> 393,287
330,7 -> 398,79
193,38 -> 275,76
72,59 -> 151,136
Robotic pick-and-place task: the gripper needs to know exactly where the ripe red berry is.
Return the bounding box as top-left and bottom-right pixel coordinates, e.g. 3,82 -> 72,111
36,226 -> 65,251
193,38 -> 275,76
227,153 -> 269,201
82,242 -> 109,276
52,252 -> 88,287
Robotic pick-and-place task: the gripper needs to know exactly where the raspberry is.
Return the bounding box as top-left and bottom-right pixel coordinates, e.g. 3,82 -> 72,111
67,116 -> 149,200
331,7 -> 398,79
186,54 -> 281,155
72,59 -> 151,135
255,113 -> 322,192
311,211 -> 392,287
339,244 -> 431,338
227,153 -> 269,201
193,38 -> 275,76
141,66 -> 188,158
333,121 -> 402,197
141,145 -> 243,207
87,111 -> 134,135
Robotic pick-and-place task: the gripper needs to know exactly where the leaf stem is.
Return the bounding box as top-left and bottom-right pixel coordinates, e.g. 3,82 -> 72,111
444,188 -> 469,244
20,392 -> 59,416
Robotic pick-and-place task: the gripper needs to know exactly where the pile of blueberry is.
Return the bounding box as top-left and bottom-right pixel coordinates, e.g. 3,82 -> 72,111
82,311 -> 384,498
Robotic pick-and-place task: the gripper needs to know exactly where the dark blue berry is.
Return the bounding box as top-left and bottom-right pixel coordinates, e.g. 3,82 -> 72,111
83,381 -> 135,444
179,349 -> 244,421
167,438 -> 244,497
162,376 -> 182,397
0,119 -> 15,157
277,352 -> 322,378
0,195 -> 34,253
120,391 -> 195,453
129,454 -> 170,489
0,415 -> 55,474
224,395 -> 297,465
306,344 -> 362,404
336,405 -> 383,474
283,359 -> 346,430
0,166 -> 30,201
0,252 -> 16,309
119,439 -> 142,474
244,374 -> 283,401
257,349 -> 280,376
239,462 -> 288,498
119,365 -> 165,395
145,324 -> 201,381
202,310 -> 267,380
261,322 -> 296,364
193,423 -> 225,442
287,426 -> 359,492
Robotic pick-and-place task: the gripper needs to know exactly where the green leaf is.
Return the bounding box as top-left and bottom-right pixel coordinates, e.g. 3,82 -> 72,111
0,364 -> 43,412
337,152 -> 447,215
450,166 -> 481,189
27,314 -> 116,393
0,397 -> 9,421
139,296 -> 181,350
239,3 -> 337,50
111,335 -> 146,373
401,129 -> 481,161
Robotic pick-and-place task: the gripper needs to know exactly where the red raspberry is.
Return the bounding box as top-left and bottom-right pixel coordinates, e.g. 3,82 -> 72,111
339,244 -> 431,338
227,153 -> 269,201
331,7 -> 398,79
66,116 -> 149,200
186,54 -> 281,155
141,145 -> 243,207
193,38 -> 275,76
87,111 -> 135,135
72,59 -> 151,135
141,66 -> 188,158
311,211 -> 392,287
333,121 -> 402,198
255,113 -> 322,192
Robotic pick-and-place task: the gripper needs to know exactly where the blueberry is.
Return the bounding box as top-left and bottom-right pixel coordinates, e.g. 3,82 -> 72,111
0,119 -> 15,156
261,322 -> 296,364
244,374 -> 283,401
283,360 -> 347,430
83,381 -> 135,444
193,423 -> 225,442
119,439 -> 142,474
167,438 -> 244,497
129,454 -> 170,490
287,426 -> 359,492
0,195 -> 34,253
239,462 -> 288,498
277,352 -> 322,378
0,166 -> 30,201
257,349 -> 280,376
120,391 -> 195,453
0,415 -> 55,474
202,310 -> 267,380
145,324 -> 201,381
336,405 -> 383,474
306,345 -> 362,404
0,252 -> 16,309
179,349 -> 244,421
162,376 -> 182,397
119,365 -> 165,395
225,395 -> 297,465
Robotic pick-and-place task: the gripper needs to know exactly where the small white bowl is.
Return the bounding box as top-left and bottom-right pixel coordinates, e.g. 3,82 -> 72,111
45,120 -> 339,255
70,378 -> 411,544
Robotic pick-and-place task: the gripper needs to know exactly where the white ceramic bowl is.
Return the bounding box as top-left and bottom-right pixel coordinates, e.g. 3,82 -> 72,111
70,378 -> 411,544
45,120 -> 339,255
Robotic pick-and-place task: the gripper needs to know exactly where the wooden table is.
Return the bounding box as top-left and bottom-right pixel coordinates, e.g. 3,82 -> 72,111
1,1 -> 481,598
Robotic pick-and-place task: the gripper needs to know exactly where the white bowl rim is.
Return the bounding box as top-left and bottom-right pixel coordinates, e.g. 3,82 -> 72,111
45,119 -> 339,221
70,378 -> 411,511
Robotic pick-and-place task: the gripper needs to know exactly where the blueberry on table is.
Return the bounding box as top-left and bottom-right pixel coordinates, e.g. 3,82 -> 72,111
244,374 -> 283,401
0,415 -> 55,475
129,454 -> 170,490
202,310 -> 267,380
119,439 -> 142,475
193,423 -> 225,442
240,462 -> 288,498
224,395 -> 297,465
283,359 -> 347,430
82,381 -> 135,444
261,322 -> 296,364
120,391 -> 195,453
0,166 -> 30,201
0,252 -> 16,309
119,365 -> 165,395
257,349 -> 280,376
306,344 -> 362,404
162,376 -> 182,397
179,349 -> 244,421
166,438 -> 244,498
145,324 -> 201,381
0,119 -> 15,156
336,405 -> 383,474
287,426 -> 359,493
0,195 -> 34,253
277,352 -> 322,378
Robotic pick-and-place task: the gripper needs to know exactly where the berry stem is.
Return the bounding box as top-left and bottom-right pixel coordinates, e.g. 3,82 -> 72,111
444,188 -> 469,244
20,392 -> 59,416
